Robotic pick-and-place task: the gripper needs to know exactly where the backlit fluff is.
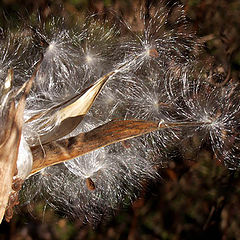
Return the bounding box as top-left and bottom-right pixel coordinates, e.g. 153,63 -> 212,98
1,1 -> 239,225
21,117 -> 159,224
166,68 -> 240,169
115,2 -> 198,75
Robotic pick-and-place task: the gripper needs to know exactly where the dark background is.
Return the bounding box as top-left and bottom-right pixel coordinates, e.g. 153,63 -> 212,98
0,0 -> 240,239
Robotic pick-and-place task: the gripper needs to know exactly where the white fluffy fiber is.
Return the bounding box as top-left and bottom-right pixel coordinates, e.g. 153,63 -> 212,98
1,2 -> 239,224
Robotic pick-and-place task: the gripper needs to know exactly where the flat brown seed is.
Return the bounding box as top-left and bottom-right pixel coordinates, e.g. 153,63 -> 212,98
148,48 -> 159,58
12,178 -> 24,192
86,177 -> 95,191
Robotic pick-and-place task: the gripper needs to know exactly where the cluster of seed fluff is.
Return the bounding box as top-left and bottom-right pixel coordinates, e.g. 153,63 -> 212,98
21,116 -> 159,223
19,3 -> 196,221
0,32 -> 26,90
90,3 -> 198,122
166,69 -> 240,169
0,2 -> 239,224
22,2 -> 198,145
22,17 -> 122,145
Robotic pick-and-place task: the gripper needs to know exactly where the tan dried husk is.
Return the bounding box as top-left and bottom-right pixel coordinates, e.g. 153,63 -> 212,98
0,71 -> 33,223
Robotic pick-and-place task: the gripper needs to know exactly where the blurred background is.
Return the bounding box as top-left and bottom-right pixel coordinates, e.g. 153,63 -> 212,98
0,0 -> 240,239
